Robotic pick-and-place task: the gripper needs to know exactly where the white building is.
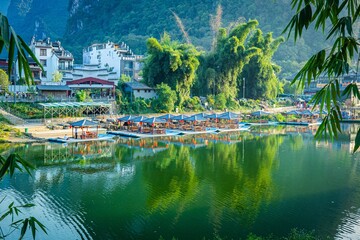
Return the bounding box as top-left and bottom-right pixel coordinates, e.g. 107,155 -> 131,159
62,64 -> 118,84
83,42 -> 143,81
29,37 -> 74,84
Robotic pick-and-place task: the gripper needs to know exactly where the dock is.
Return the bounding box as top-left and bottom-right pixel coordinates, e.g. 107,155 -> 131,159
107,126 -> 250,138
48,134 -> 115,143
278,121 -> 320,126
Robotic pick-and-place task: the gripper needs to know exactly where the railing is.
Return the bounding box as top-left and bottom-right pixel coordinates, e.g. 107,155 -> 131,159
58,66 -> 73,71
0,95 -> 115,103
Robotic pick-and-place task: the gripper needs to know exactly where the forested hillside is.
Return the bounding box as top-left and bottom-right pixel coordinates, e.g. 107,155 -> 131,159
6,0 -> 69,42
5,0 -> 330,77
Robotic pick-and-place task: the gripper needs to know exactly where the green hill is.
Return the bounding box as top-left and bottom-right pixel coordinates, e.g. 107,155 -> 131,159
5,0 -> 330,78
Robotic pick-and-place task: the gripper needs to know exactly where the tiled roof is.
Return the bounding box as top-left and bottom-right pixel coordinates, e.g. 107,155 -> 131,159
36,85 -> 71,91
125,81 -> 153,90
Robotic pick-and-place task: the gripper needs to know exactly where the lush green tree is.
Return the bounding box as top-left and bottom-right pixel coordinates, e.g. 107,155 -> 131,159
0,69 -> 10,94
120,74 -> 131,83
183,96 -> 204,112
75,90 -> 91,102
284,0 -> 360,151
128,98 -> 151,114
282,79 -> 303,95
152,83 -> 177,113
215,93 -> 227,110
206,94 -> 215,109
51,71 -> 63,82
240,30 -> 284,100
196,20 -> 260,100
143,33 -> 200,107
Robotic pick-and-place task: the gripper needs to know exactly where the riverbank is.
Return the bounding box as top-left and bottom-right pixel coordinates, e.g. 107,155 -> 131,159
2,106 -> 297,143
9,124 -> 107,143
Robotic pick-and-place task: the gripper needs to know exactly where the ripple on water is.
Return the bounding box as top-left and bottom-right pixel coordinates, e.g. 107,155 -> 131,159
0,188 -> 94,240
336,210 -> 360,239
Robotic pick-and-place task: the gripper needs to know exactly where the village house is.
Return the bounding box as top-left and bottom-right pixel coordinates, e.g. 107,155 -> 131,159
124,82 -> 156,100
29,37 -> 74,84
83,42 -> 143,81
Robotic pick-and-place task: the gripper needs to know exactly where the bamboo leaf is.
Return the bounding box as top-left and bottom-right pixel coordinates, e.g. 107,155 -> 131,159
353,128 -> 360,153
19,219 -> 29,240
7,34 -> 15,77
29,218 -> 36,240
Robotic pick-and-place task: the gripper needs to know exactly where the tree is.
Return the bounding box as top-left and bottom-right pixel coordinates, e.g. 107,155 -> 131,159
143,33 -> 200,107
196,20 -> 260,100
284,0 -> 360,151
75,90 -> 91,102
282,79 -> 303,95
215,93 -> 227,110
0,69 -> 10,94
120,74 -> 131,83
152,83 -> 177,113
52,71 -> 63,82
240,30 -> 284,100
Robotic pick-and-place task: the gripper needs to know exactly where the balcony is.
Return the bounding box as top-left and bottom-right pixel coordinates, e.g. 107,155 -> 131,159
58,66 -> 73,71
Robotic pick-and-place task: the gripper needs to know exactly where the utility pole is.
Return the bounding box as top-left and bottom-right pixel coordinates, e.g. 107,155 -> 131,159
243,78 -> 245,99
213,79 -> 216,96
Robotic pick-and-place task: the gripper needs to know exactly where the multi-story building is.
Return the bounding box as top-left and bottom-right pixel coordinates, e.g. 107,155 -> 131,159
29,37 -> 74,84
83,42 -> 143,81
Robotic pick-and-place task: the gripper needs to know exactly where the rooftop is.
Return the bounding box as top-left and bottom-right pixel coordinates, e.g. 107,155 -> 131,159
36,85 -> 71,91
124,82 -> 154,90
38,102 -> 112,108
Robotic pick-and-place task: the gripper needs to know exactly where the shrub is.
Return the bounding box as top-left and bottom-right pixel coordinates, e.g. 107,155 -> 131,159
184,96 -> 204,112
214,93 -> 227,110
152,83 -> 177,113
227,98 -> 240,110
206,95 -> 215,108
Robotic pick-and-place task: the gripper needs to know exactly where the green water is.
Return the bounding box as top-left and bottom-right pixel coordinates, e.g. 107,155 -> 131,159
1,125 -> 360,239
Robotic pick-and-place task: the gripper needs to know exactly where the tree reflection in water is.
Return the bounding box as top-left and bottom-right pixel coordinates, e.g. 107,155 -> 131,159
137,133 -> 285,231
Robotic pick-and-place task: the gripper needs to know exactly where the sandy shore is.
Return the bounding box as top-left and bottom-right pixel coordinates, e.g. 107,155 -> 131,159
11,124 -> 106,143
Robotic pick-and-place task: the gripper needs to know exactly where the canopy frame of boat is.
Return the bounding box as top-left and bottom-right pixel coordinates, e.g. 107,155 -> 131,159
70,119 -> 100,139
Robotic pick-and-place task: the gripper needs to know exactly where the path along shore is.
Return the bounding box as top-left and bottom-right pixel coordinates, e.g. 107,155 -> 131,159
9,124 -> 107,143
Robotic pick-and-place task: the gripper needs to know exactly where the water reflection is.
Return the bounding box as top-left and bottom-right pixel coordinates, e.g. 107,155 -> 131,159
1,125 -> 360,239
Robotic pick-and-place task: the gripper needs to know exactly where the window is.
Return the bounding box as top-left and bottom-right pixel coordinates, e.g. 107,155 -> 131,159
59,62 -> 65,70
33,72 -> 40,79
41,71 -> 47,78
137,90 -> 140,93
40,59 -> 47,67
40,49 -> 47,56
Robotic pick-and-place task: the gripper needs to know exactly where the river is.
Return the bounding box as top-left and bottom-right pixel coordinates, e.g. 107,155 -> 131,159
1,124 -> 360,239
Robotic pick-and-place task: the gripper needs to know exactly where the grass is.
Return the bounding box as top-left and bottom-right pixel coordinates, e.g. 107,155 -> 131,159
0,113 -> 11,124
0,102 -> 43,119
0,115 -> 23,140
